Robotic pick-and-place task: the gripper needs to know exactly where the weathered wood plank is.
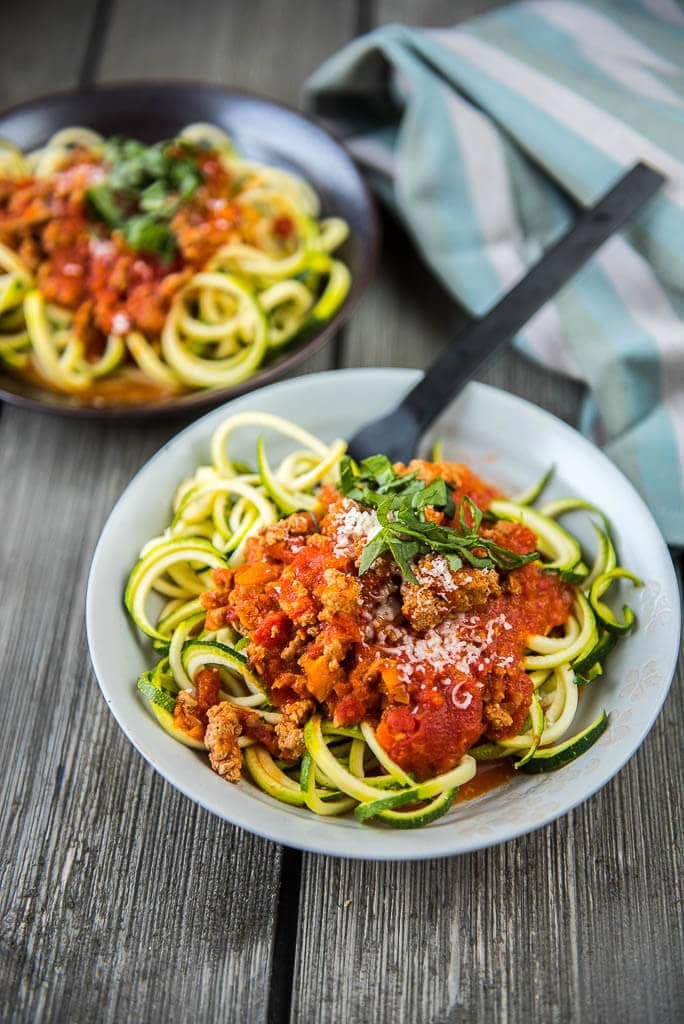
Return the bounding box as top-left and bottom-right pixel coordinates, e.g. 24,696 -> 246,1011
1,4 -> 681,1024
101,0 -> 359,106
379,0 -> 509,24
0,0 -> 98,104
0,409 -> 283,1024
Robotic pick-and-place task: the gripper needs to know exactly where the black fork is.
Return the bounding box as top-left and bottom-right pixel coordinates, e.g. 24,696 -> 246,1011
346,162 -> 664,464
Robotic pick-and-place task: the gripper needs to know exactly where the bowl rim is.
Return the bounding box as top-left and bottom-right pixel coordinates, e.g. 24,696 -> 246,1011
0,79 -> 381,419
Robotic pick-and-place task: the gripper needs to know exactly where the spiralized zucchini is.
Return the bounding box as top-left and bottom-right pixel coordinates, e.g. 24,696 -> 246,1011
125,414 -> 639,828
0,124 -> 351,397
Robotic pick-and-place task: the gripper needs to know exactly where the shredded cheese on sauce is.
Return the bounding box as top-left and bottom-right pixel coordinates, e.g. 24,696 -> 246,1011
378,612 -> 514,685
88,237 -> 117,258
111,311 -> 132,335
331,500 -> 381,558
329,500 -> 518,698
451,678 -> 474,710
415,555 -> 456,591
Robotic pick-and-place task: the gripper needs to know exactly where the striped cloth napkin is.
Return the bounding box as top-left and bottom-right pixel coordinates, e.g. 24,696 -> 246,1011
305,0 -> 684,546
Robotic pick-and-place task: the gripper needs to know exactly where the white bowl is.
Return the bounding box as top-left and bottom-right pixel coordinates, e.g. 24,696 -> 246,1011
86,369 -> 681,859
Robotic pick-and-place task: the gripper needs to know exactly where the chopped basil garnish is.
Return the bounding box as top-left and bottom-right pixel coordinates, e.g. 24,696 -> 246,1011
86,182 -> 125,227
85,135 -> 204,261
121,216 -> 177,263
338,454 -> 538,582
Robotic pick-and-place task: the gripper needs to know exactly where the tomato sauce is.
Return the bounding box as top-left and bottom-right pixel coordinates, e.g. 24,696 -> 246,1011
457,760 -> 516,802
0,144 -> 296,401
201,463 -> 575,785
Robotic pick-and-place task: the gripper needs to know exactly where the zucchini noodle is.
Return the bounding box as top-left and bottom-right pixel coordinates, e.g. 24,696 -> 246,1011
0,125 -> 351,400
125,414 -> 639,829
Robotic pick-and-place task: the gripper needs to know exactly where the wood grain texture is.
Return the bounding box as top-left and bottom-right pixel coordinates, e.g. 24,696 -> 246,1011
102,0 -> 358,105
0,0 -> 98,103
378,0 -> 509,25
0,409 -> 283,1024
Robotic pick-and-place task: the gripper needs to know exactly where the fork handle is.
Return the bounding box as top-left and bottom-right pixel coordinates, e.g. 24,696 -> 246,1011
400,162 -> 664,434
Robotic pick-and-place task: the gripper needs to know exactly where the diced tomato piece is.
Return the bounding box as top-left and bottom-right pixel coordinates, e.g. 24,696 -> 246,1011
377,680 -> 484,780
252,611 -> 292,651
333,694 -> 367,726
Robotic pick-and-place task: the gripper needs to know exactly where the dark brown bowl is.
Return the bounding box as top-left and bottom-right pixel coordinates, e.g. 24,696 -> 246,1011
0,81 -> 379,418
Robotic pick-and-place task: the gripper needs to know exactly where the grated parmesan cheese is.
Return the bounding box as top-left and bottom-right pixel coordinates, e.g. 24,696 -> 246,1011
89,237 -> 116,259
415,555 -> 456,592
332,499 -> 381,558
378,611 -> 514,684
484,613 -> 510,646
379,618 -> 482,683
111,312 -> 131,335
451,678 -> 474,710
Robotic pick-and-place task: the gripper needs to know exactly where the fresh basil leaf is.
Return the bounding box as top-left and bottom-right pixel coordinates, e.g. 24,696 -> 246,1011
103,136 -> 128,165
390,507 -> 453,544
458,495 -> 482,535
96,135 -> 203,242
382,471 -> 419,494
358,531 -> 389,575
122,138 -> 147,161
109,153 -> 148,191
413,478 -> 449,510
358,454 -> 395,488
122,216 -> 177,261
386,538 -> 420,583
86,184 -> 124,227
374,497 -> 396,525
139,179 -> 172,213
169,157 -> 202,197
337,445 -> 534,581
469,499 -> 483,533
338,457 -> 357,495
486,543 -> 539,569
142,144 -> 168,178
458,547 -> 493,569
444,494 -> 456,519
348,485 -> 382,507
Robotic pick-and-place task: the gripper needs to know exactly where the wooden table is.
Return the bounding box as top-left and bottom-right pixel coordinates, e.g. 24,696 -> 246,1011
1,2 -> 682,1021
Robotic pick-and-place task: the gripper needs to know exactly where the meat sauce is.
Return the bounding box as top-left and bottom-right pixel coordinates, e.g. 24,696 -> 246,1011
1,154 -> 188,347
0,147 -> 295,403
201,461 -> 574,783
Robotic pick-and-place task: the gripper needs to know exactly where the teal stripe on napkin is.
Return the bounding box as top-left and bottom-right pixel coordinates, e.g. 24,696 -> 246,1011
306,0 -> 684,544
